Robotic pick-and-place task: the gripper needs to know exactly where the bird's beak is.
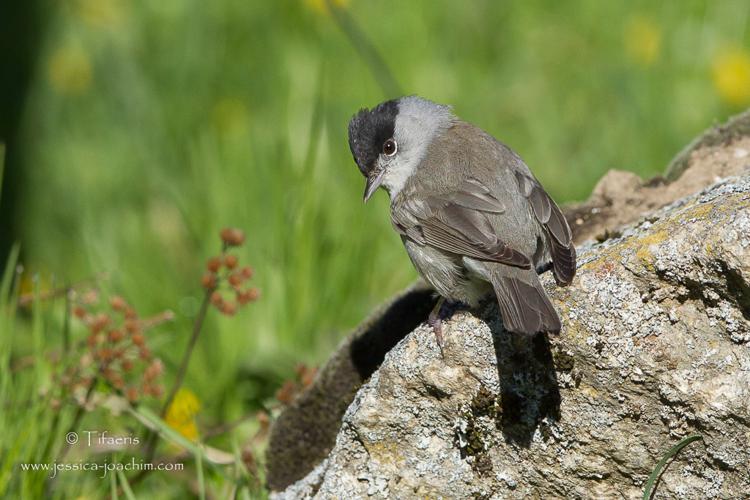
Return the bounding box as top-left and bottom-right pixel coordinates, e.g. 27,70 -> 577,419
363,169 -> 385,203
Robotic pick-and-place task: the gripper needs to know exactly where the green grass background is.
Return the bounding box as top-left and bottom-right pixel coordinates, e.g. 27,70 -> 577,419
2,0 -> 749,497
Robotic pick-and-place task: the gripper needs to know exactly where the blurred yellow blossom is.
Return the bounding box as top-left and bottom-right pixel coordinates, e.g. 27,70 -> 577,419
17,269 -> 52,302
712,47 -> 750,106
165,388 -> 201,441
624,15 -> 661,66
74,0 -> 127,29
48,45 -> 92,95
304,0 -> 350,15
212,97 -> 250,138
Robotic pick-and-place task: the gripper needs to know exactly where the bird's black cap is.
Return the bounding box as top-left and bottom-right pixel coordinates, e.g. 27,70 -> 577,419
348,99 -> 398,176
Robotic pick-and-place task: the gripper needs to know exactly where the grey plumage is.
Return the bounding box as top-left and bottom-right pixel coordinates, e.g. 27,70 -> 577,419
348,96 -> 576,335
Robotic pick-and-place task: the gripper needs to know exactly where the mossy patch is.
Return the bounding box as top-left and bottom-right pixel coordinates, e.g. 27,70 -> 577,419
364,439 -> 403,466
455,385 -> 500,477
634,229 -> 669,271
679,202 -> 714,221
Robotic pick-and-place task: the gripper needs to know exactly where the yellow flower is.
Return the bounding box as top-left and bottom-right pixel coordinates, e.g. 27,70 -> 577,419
74,0 -> 127,29
712,47 -> 750,106
17,269 -> 52,306
211,97 -> 250,138
48,45 -> 92,95
624,15 -> 661,66
304,0 -> 350,15
165,388 -> 201,441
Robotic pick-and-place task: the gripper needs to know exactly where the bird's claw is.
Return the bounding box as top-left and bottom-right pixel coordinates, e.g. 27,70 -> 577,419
428,298 -> 446,358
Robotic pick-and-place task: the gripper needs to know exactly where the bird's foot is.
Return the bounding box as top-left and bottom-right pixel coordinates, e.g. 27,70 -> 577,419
428,297 -> 446,358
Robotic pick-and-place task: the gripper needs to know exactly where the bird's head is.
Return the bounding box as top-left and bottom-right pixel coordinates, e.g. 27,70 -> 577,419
348,96 -> 455,202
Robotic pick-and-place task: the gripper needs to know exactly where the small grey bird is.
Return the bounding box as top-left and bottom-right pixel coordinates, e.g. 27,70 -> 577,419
348,96 -> 576,346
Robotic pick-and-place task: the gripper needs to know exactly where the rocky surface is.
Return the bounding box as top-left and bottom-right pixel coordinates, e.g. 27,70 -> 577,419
267,111 -> 750,499
566,109 -> 750,244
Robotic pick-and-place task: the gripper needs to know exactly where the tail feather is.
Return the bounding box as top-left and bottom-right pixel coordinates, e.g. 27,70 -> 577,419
491,270 -> 561,335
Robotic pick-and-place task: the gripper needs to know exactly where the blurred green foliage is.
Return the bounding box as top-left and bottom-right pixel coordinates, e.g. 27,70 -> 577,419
2,0 -> 749,495
13,0 -> 750,426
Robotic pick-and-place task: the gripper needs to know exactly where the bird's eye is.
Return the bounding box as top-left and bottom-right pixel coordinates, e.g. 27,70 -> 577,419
382,138 -> 397,156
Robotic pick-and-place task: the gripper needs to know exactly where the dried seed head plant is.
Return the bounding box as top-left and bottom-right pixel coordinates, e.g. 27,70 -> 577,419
59,291 -> 172,405
133,227 -> 260,486
44,227 -> 261,496
45,288 -> 176,492
162,227 -> 259,413
203,229 -> 259,316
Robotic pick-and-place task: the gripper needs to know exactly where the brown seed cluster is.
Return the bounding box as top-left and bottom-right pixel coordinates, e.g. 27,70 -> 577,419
274,363 -> 318,406
220,227 -> 246,247
61,291 -> 169,403
203,228 -> 259,316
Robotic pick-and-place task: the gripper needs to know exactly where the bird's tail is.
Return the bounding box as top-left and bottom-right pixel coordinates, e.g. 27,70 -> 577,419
489,267 -> 561,335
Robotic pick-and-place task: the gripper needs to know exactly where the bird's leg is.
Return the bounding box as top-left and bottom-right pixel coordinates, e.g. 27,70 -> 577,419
428,296 -> 446,357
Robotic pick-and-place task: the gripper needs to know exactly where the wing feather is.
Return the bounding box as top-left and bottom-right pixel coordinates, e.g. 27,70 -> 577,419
514,171 -> 576,285
426,177 -> 505,213
393,178 -> 530,269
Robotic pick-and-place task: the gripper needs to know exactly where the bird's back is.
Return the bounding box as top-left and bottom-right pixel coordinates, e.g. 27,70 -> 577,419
397,120 -> 548,265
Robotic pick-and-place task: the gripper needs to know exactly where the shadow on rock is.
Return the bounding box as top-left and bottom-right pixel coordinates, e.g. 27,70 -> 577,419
486,311 -> 561,447
349,286 -> 437,379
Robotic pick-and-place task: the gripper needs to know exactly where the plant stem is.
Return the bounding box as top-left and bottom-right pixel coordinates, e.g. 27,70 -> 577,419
45,373 -> 100,495
160,286 -> 214,417
135,244 -> 225,486
58,375 -> 99,461
62,285 -> 71,355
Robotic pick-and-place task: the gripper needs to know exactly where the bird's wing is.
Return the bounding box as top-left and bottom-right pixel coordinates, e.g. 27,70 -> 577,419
393,178 -> 532,269
514,171 -> 576,285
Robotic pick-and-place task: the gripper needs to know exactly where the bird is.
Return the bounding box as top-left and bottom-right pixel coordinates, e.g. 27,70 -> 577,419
347,96 -> 576,351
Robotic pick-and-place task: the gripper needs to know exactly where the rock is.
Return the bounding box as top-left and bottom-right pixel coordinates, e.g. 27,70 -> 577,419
265,282 -> 438,490
665,108 -> 750,180
566,109 -> 750,244
268,111 -> 750,498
